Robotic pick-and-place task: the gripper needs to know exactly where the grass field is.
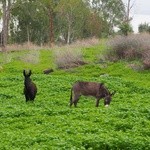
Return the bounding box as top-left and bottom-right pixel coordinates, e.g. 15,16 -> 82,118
0,42 -> 150,150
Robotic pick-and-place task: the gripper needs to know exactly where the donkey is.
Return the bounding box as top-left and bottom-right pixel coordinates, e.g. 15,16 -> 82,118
23,70 -> 37,102
70,81 -> 115,107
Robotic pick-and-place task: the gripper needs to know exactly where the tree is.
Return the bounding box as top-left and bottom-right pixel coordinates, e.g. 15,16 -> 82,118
89,0 -> 126,35
138,23 -> 150,33
119,0 -> 135,36
11,0 -> 59,46
0,7 -> 3,46
83,12 -> 108,38
119,22 -> 133,35
4,0 -> 129,45
1,0 -> 13,51
11,0 -> 49,45
124,0 -> 134,23
37,0 -> 59,47
56,0 -> 90,44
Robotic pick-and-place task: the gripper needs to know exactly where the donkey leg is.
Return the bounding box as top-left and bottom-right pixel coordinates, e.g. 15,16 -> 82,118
25,97 -> 30,102
70,97 -> 76,107
25,94 -> 30,102
96,98 -> 100,107
73,94 -> 80,107
70,100 -> 74,107
70,94 -> 74,107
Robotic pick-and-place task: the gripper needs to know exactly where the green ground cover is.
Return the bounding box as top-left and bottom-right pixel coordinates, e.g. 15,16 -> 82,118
0,43 -> 150,149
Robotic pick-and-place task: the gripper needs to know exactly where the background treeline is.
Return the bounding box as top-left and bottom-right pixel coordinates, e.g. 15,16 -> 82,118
1,0 -> 127,47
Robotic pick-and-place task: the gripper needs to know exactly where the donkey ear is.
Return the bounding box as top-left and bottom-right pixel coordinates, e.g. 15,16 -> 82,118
28,70 -> 32,76
23,70 -> 26,76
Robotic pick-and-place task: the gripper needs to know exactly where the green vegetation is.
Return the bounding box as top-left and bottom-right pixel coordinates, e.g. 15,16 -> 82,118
1,0 -> 126,47
0,43 -> 150,149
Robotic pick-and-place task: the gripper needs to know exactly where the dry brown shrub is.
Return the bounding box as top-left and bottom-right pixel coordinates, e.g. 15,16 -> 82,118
73,37 -> 100,48
0,37 -> 99,52
142,49 -> 150,69
54,47 -> 86,69
106,33 -> 150,70
0,42 -> 41,64
20,50 -> 40,64
53,37 -> 100,50
0,38 -> 99,67
0,42 -> 51,52
107,34 -> 142,60
52,37 -> 99,69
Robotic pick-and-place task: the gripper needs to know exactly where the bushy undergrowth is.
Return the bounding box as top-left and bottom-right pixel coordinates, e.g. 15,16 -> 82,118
54,47 -> 86,69
0,42 -> 150,149
53,37 -> 100,69
106,33 -> 150,69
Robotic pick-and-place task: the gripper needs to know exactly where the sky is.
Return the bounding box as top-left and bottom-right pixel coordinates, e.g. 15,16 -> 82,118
122,0 -> 150,33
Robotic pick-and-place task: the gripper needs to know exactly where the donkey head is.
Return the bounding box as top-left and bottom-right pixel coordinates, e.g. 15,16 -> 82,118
23,70 -> 32,78
100,83 -> 115,107
104,91 -> 115,107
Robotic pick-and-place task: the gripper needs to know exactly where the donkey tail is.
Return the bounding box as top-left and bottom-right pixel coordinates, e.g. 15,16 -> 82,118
69,88 -> 73,107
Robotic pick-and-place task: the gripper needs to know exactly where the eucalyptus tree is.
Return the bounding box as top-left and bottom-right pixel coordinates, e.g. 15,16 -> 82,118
11,0 -> 50,45
9,0 -> 127,46
35,0 -> 60,47
138,23 -> 150,33
56,0 -> 90,44
88,0 -> 126,35
120,0 -> 135,35
11,0 -> 36,44
1,0 -> 14,51
0,6 -> 2,46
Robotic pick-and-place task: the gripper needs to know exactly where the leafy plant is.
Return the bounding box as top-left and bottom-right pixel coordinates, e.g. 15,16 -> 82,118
0,43 -> 149,149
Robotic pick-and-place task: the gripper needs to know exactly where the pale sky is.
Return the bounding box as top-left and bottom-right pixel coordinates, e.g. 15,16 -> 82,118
122,0 -> 150,33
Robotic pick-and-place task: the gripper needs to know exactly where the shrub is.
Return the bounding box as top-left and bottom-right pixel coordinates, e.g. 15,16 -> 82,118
53,47 -> 86,69
142,49 -> 150,69
20,50 -> 40,64
105,33 -> 150,69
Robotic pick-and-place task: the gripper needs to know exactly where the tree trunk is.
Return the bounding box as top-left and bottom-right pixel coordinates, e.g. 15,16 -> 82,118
66,13 -> 72,44
67,23 -> 71,44
27,25 -> 30,47
2,0 -> 12,51
48,8 -> 54,47
2,0 -> 7,51
127,0 -> 131,22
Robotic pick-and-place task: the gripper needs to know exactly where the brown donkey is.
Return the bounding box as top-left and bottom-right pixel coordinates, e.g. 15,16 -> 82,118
23,70 -> 37,102
70,81 -> 115,107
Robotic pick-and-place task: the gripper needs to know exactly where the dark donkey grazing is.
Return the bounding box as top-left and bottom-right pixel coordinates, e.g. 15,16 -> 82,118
23,70 -> 37,102
70,81 -> 115,107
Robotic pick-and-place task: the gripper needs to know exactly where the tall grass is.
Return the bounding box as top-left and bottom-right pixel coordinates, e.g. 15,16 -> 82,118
0,42 -> 51,52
